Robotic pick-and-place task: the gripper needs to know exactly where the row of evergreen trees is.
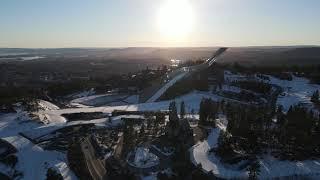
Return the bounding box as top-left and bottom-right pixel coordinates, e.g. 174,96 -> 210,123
311,90 -> 319,104
217,102 -> 320,161
276,105 -> 320,159
198,98 -> 219,126
218,104 -> 271,157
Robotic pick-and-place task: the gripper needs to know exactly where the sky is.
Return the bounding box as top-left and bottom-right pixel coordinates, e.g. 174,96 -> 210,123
1,0 -> 320,48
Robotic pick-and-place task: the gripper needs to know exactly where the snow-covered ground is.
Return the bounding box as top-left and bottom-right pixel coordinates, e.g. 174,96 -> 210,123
35,100 -> 67,124
142,174 -> 157,180
1,70 -> 319,179
267,75 -> 320,112
70,93 -> 139,107
38,112 -> 67,125
151,145 -> 174,156
189,120 -> 248,179
0,112 -> 39,138
0,161 -> 12,178
25,91 -> 219,141
0,111 -> 77,180
219,84 -> 242,93
190,118 -> 320,179
128,147 -> 159,168
71,94 -> 126,106
224,70 -> 256,83
224,70 -> 320,113
44,91 -> 223,118
22,118 -> 109,141
38,100 -> 60,111
3,136 -> 77,180
67,89 -> 95,99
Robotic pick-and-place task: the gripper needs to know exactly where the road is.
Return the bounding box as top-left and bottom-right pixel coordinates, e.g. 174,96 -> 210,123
80,137 -> 106,180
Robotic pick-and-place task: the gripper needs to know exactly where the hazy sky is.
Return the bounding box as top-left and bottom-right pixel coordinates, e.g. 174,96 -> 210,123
1,0 -> 320,48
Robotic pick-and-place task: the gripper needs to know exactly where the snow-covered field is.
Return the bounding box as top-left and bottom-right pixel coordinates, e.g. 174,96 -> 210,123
225,70 -> 320,113
0,112 -> 77,180
3,136 -> 77,180
267,75 -> 320,112
70,93 -> 139,107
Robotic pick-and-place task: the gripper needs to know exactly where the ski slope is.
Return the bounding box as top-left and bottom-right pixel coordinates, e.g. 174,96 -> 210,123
146,71 -> 188,103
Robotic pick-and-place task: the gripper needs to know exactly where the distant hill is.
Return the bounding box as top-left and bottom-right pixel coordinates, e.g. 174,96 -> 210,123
283,47 -> 320,57
1,46 -> 320,66
219,47 -> 320,65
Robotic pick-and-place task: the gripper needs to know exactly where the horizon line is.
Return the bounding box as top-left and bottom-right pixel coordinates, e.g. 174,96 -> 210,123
0,45 -> 319,49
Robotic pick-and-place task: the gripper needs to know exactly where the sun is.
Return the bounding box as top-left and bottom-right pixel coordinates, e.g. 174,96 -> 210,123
157,0 -> 194,40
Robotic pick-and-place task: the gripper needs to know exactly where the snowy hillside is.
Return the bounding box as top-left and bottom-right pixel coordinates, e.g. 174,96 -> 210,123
0,111 -> 77,180
267,75 -> 320,112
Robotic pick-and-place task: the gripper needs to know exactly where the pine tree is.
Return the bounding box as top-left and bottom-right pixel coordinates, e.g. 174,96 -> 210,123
199,99 -> 206,125
169,101 -> 178,123
123,119 -> 135,152
180,101 -> 185,119
156,113 -> 165,125
108,116 -> 112,123
247,160 -> 260,180
311,90 -> 319,103
46,168 -> 63,180
216,130 -> 232,156
168,101 -> 179,136
140,123 -> 145,137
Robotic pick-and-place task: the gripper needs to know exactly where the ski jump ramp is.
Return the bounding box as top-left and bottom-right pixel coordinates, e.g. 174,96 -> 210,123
142,48 -> 228,103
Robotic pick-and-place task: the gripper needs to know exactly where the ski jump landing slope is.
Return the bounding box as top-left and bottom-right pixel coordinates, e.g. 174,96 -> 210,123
144,48 -> 228,103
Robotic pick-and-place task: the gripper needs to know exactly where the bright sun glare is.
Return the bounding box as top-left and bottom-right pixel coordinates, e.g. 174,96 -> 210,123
157,0 -> 194,40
